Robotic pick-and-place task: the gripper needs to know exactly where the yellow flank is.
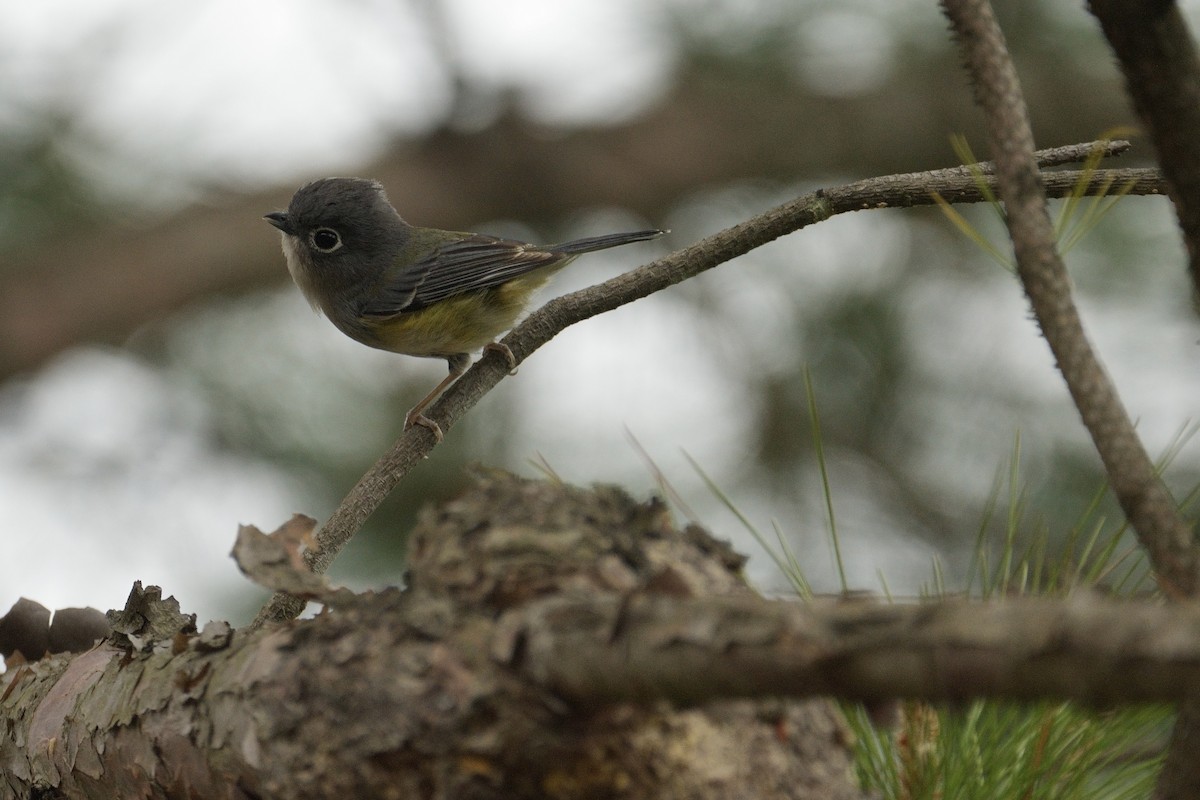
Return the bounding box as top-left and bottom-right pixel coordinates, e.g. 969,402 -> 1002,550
363,262 -> 569,357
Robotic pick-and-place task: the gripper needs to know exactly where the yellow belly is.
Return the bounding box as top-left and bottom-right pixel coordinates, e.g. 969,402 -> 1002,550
362,271 -> 556,358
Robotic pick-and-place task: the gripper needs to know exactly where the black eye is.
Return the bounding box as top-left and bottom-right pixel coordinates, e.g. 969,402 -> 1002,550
310,228 -> 342,253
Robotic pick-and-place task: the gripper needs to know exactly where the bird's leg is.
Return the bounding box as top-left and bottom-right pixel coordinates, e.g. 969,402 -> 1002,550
405,354 -> 471,442
483,342 -> 518,375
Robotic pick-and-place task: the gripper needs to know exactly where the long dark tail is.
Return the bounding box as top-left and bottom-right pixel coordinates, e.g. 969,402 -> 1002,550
549,229 -> 667,255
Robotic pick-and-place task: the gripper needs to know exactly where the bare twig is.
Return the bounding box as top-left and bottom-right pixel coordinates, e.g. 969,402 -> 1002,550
966,138 -> 1132,170
252,149 -> 1165,626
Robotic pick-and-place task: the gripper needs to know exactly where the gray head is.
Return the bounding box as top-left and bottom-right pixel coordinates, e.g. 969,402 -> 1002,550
264,177 -> 409,315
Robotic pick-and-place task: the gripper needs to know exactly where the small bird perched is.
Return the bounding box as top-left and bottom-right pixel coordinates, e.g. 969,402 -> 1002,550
265,177 -> 664,440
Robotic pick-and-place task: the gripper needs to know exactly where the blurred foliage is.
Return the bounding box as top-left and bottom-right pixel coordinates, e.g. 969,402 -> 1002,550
0,117 -> 103,258
0,0 -> 1193,619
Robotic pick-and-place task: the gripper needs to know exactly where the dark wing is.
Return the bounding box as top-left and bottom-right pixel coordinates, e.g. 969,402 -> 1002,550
359,233 -> 566,317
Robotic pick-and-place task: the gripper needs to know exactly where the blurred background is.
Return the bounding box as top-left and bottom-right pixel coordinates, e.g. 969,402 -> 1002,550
1,0 -> 1197,626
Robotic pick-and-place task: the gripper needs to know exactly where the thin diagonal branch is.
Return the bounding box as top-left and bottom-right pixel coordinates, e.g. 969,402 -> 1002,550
253,153 -> 1168,626
941,3 -> 1200,796
941,0 -> 1197,598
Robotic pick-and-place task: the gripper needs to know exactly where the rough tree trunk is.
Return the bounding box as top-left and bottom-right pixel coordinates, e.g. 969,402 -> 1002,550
0,470 -> 862,799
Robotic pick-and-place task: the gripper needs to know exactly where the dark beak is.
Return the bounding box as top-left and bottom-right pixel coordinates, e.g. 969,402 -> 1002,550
264,211 -> 295,235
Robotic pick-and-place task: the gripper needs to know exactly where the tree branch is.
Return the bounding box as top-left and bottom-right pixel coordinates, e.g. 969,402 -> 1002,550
509,591 -> 1200,708
941,0 -> 1198,598
1084,4 -> 1200,797
4,472 -> 868,800
1089,0 -> 1200,297
10,472 -> 1200,797
254,146 -> 1167,626
941,3 -> 1200,797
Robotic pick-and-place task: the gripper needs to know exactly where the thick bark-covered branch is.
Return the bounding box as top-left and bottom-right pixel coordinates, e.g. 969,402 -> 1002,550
8,472 -> 1200,798
1,473 -> 863,800
509,591 -> 1200,708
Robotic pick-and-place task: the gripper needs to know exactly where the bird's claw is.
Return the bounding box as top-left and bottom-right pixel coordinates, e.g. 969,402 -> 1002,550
406,412 -> 444,443
484,342 -> 519,375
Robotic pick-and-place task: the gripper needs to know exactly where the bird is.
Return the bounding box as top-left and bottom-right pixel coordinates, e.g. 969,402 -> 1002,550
265,177 -> 665,440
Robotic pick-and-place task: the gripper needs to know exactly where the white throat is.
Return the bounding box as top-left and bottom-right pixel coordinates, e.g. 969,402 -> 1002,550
280,235 -> 323,313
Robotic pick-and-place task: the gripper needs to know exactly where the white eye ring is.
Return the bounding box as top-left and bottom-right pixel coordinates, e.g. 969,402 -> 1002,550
310,227 -> 343,253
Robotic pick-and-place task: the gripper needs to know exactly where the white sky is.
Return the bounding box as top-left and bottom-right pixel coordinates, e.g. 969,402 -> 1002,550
1,0 -> 677,190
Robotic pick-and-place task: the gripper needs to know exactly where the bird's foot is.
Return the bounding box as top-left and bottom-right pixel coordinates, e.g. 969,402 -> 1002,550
484,342 -> 518,375
405,411 -> 444,443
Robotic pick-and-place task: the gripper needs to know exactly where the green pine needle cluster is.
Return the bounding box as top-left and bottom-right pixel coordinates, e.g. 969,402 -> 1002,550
932,133 -> 1138,273
687,395 -> 1192,800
